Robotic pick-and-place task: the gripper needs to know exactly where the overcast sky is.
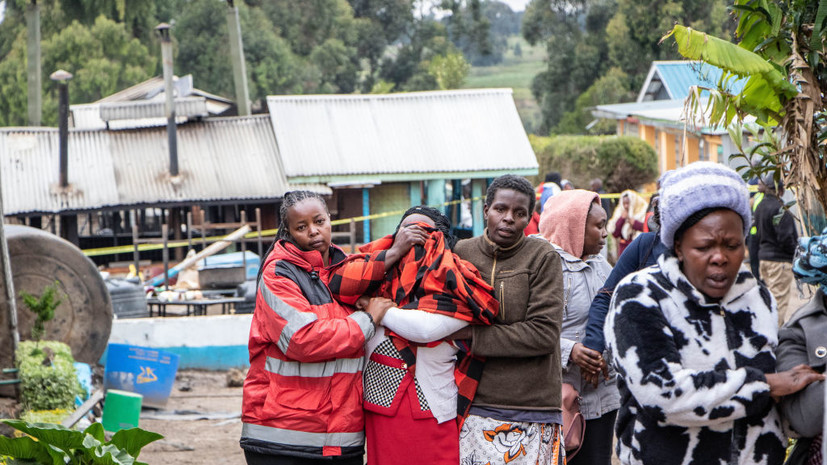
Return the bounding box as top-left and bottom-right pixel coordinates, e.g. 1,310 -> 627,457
501,0 -> 530,12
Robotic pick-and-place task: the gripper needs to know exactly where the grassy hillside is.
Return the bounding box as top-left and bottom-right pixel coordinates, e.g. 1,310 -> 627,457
463,36 -> 546,134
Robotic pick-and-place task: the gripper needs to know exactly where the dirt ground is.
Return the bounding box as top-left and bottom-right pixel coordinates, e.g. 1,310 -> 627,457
0,281 -> 815,464
138,370 -> 245,465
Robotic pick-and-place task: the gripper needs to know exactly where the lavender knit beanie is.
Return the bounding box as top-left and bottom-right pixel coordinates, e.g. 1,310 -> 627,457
659,161 -> 751,249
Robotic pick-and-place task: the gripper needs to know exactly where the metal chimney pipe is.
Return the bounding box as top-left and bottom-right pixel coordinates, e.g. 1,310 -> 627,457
50,69 -> 72,188
226,0 -> 251,116
156,23 -> 179,177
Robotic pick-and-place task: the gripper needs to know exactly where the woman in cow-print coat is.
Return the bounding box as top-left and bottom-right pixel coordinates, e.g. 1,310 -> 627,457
605,162 -> 823,465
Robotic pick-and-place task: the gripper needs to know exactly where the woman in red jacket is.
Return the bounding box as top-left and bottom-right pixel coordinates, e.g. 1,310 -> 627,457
240,190 -> 393,465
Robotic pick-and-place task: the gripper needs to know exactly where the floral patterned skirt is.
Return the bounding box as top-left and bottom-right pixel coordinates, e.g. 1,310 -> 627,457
459,414 -> 566,465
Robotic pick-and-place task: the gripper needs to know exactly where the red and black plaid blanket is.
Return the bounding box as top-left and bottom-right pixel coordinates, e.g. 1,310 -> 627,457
329,223 -> 499,425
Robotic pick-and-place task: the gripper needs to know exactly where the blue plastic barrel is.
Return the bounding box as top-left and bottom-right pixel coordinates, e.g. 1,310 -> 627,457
103,344 -> 179,408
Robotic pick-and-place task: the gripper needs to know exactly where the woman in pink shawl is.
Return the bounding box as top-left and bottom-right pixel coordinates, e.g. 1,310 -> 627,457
539,190 -> 618,465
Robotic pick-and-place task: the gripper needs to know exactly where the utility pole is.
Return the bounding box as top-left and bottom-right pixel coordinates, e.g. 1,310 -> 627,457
226,0 -> 251,116
0,156 -> 20,357
25,0 -> 41,126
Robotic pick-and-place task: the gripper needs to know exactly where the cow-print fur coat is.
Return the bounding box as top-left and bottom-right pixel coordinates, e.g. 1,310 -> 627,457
605,253 -> 786,465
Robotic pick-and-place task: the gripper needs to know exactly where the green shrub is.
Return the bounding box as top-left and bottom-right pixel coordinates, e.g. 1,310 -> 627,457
529,134 -> 658,192
20,281 -> 64,343
16,341 -> 82,412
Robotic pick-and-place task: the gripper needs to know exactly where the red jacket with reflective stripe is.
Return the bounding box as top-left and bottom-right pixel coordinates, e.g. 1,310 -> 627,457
240,240 -> 374,459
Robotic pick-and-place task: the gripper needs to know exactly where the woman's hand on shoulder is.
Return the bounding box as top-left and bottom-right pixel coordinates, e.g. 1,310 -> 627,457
765,364 -> 825,401
364,297 -> 395,325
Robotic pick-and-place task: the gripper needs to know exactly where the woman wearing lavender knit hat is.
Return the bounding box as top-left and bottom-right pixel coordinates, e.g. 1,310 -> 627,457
604,161 -> 823,465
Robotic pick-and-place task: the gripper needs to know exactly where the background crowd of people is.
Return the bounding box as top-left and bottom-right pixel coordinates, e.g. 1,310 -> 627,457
238,162 -> 827,465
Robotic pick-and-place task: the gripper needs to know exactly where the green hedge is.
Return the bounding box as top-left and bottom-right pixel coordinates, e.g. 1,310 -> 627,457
529,135 -> 658,192
16,341 -> 82,412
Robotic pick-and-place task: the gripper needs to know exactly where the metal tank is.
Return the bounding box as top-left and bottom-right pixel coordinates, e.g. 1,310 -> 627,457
0,225 -> 112,371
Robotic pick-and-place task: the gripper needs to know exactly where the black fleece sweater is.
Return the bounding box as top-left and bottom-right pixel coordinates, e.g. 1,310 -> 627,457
755,194 -> 797,262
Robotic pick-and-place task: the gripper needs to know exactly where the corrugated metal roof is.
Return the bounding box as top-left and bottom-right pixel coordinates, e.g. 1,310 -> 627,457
100,97 -> 208,121
1,128 -> 120,213
71,104 -> 108,130
638,61 -> 748,102
71,74 -> 233,130
96,76 -> 165,103
0,116 -> 328,215
73,98 -> 208,130
95,74 -> 233,106
592,99 -> 754,135
266,89 -> 538,181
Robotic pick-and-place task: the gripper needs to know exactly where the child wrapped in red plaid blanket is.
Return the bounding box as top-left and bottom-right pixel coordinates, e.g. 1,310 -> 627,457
328,206 -> 499,465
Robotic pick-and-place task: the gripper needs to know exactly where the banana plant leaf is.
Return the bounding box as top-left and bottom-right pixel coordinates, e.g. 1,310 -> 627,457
663,25 -> 796,97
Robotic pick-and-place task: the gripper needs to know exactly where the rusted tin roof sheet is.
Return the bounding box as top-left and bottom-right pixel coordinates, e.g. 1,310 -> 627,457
0,116 -> 328,215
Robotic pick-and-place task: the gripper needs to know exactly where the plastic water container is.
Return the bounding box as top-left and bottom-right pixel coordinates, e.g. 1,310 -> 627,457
74,362 -> 93,406
103,344 -> 179,408
101,389 -> 142,432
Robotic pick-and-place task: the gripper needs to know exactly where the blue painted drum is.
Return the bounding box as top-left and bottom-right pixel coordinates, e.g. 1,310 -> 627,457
103,343 -> 180,408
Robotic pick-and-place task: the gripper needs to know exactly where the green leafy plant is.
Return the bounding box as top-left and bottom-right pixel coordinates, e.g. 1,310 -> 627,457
661,1 -> 827,235
19,282 -> 64,344
0,420 -> 163,465
16,341 -> 82,412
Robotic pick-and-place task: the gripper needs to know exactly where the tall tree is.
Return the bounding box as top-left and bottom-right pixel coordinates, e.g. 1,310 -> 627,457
0,15 -> 156,126
607,0 -> 732,90
524,0 -> 615,134
378,19 -> 464,91
261,0 -> 356,57
554,67 -> 635,135
0,32 -> 30,126
43,16 -> 155,102
349,0 -> 414,42
441,0 -> 492,62
0,0 -> 480,125
524,0 -> 734,134
428,50 -> 470,89
168,0 -> 303,99
348,0 -> 414,90
445,0 -> 518,66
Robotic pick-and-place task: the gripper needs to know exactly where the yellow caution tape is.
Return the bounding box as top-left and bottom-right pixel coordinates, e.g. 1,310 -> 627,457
82,191 -> 664,258
82,197 -> 482,257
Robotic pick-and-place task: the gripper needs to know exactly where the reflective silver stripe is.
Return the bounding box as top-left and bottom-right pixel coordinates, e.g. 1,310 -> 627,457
348,311 -> 375,340
242,423 -> 364,448
265,356 -> 363,378
259,277 -> 318,354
